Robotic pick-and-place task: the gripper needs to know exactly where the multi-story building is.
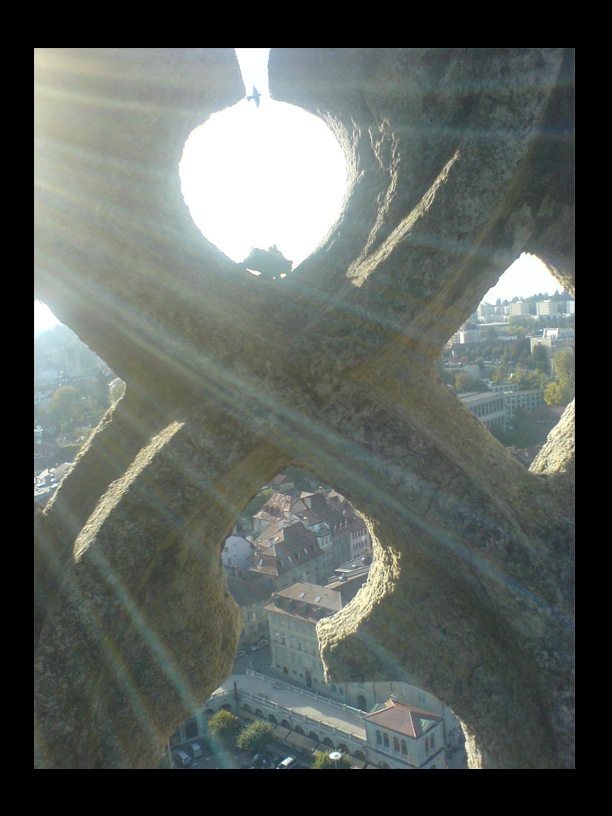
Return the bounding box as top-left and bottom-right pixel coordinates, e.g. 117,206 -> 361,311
363,699 -> 446,769
504,388 -> 544,422
530,328 -> 575,368
226,577 -> 272,647
249,521 -> 334,590
536,299 -> 558,317
459,329 -> 481,344
222,534 -> 255,577
458,391 -> 507,431
509,300 -> 530,316
266,581 -> 342,688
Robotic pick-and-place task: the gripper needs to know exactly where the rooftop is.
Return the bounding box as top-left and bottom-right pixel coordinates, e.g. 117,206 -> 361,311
363,699 -> 442,739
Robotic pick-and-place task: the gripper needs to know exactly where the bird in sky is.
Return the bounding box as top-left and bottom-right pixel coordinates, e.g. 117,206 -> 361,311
246,86 -> 261,107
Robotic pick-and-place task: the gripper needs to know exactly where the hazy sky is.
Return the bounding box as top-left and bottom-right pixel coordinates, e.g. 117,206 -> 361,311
34,48 -> 566,333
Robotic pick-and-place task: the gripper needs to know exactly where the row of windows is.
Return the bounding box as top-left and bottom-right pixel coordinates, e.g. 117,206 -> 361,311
273,632 -> 318,656
375,731 -> 435,755
271,613 -> 316,636
471,399 -> 504,418
376,731 -> 409,755
276,649 -> 319,669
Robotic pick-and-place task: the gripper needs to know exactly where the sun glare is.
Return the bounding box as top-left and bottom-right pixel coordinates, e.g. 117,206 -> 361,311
179,50 -> 348,268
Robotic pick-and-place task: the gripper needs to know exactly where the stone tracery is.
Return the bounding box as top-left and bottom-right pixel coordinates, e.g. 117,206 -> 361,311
34,48 -> 574,769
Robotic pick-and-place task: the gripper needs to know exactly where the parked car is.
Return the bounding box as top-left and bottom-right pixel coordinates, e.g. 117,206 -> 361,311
173,750 -> 191,768
250,640 -> 268,652
236,649 -> 247,659
190,742 -> 203,758
276,755 -> 297,769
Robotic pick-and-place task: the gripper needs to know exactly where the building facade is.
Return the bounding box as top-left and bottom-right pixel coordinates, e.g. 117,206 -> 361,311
363,699 -> 446,769
459,391 -> 507,430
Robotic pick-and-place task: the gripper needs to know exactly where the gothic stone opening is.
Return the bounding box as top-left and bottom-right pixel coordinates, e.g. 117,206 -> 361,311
34,48 -> 574,769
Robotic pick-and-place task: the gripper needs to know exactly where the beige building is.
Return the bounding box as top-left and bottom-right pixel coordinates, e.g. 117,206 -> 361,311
249,521 -> 334,590
266,581 -> 342,688
226,577 -> 272,647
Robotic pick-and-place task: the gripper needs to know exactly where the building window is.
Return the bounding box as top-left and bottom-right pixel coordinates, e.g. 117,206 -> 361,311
376,731 -> 382,745
430,733 -> 435,749
384,734 -> 390,748
425,737 -> 429,753
393,737 -> 400,752
401,740 -> 407,755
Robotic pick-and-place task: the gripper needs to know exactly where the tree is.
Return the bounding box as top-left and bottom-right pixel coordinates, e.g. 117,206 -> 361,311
530,344 -> 549,372
454,371 -> 482,393
544,378 -> 574,407
236,720 -> 275,754
311,750 -> 353,769
207,710 -> 241,740
50,385 -> 84,432
552,349 -> 575,382
241,488 -> 275,519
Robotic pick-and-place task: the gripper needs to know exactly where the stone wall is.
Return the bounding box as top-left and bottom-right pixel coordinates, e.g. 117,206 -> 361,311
34,48 -> 574,768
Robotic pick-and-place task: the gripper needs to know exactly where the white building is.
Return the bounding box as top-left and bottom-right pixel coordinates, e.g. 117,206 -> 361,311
510,301 -> 530,316
458,392 -> 506,430
363,698 -> 446,769
222,535 -> 256,574
536,299 -> 559,316
458,329 -> 481,344
504,388 -> 544,421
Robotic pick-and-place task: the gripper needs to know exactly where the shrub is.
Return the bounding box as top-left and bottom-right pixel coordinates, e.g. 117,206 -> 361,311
311,750 -> 353,769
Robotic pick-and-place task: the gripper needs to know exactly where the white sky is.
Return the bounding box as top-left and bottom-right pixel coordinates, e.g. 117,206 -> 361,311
34,49 -> 568,332
482,254 -> 564,304
179,48 -> 347,267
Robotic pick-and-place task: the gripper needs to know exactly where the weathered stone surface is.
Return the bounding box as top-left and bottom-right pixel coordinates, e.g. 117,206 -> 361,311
34,48 -> 574,769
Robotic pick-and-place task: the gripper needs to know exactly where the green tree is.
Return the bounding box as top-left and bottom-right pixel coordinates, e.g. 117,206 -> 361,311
207,710 -> 241,740
530,344 -> 549,372
236,720 -> 275,754
544,377 -> 574,406
454,371 -> 483,393
50,385 -> 83,432
311,750 -> 353,769
552,349 -> 575,382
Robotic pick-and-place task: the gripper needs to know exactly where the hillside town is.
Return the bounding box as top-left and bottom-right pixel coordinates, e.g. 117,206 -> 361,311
34,288 -> 574,769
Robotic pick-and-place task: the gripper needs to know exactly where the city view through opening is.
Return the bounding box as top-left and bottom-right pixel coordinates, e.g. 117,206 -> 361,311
34,49 -> 574,770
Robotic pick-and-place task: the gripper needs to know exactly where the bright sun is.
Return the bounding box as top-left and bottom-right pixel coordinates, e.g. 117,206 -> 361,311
179,97 -> 348,268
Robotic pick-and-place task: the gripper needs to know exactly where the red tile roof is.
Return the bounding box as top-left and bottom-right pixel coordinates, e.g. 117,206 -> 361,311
363,699 -> 442,738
